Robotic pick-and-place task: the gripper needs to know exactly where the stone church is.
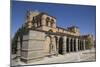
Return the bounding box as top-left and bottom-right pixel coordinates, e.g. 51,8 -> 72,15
13,10 -> 94,63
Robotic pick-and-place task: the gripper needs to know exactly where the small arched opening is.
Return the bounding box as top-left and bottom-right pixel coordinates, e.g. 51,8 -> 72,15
70,39 -> 73,52
58,37 -> 63,55
74,39 -> 76,51
45,36 -> 52,56
46,17 -> 50,26
66,38 -> 69,52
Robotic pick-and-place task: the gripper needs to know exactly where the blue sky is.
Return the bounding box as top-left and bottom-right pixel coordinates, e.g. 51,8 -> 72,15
11,1 -> 96,37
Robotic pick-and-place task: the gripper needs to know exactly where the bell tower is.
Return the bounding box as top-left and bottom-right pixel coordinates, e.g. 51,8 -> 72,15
40,14 -> 57,32
25,10 -> 57,32
25,10 -> 40,28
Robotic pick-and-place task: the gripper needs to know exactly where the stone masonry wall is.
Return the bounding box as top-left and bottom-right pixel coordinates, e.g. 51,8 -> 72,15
20,30 -> 45,63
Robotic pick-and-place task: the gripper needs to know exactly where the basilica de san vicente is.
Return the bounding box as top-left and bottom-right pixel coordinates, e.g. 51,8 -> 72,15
12,10 -> 94,63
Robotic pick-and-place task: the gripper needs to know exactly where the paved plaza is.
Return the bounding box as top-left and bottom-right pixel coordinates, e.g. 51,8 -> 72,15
11,49 -> 96,66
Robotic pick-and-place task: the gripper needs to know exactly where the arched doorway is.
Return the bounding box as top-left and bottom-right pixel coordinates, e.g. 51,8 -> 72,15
66,38 -> 69,52
45,36 -> 51,56
70,39 -> 73,52
80,40 -> 82,50
81,41 -> 84,50
58,37 -> 63,55
55,36 -> 58,52
74,39 -> 76,52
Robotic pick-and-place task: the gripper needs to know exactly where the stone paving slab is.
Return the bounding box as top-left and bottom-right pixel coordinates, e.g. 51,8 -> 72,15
11,49 -> 96,66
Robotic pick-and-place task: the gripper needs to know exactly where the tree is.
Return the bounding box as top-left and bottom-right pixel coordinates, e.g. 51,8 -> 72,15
86,39 -> 93,49
12,25 -> 29,54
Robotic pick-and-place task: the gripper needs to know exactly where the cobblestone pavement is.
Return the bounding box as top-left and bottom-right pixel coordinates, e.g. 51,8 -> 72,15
11,49 -> 96,66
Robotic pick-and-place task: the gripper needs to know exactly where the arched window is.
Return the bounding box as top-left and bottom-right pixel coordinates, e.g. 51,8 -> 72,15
51,19 -> 54,27
32,17 -> 35,23
46,17 -> 50,26
33,17 -> 35,20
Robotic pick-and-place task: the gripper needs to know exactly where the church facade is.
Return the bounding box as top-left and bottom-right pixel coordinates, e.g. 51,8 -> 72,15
14,10 -> 94,63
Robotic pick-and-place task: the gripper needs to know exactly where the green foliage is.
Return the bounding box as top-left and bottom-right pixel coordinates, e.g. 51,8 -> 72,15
11,25 -> 29,54
86,39 -> 93,49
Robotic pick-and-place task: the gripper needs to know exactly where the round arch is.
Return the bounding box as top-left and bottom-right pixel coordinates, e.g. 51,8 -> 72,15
74,39 -> 76,51
78,40 -> 80,51
54,36 -> 58,51
66,38 -> 69,52
70,39 -> 73,52
58,37 -> 63,55
44,35 -> 52,56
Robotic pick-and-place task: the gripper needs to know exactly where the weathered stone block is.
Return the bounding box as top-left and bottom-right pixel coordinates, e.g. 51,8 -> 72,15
28,40 -> 44,50
20,30 -> 45,63
22,41 -> 28,49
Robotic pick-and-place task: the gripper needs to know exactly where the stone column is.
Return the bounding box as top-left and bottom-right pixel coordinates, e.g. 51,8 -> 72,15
72,38 -> 75,52
48,22 -> 51,27
80,40 -> 82,50
78,40 -> 80,51
56,36 -> 59,56
76,38 -> 78,52
63,36 -> 67,54
83,40 -> 86,50
53,23 -> 56,28
41,18 -> 46,26
17,37 -> 21,62
85,40 -> 87,50
81,40 -> 83,50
